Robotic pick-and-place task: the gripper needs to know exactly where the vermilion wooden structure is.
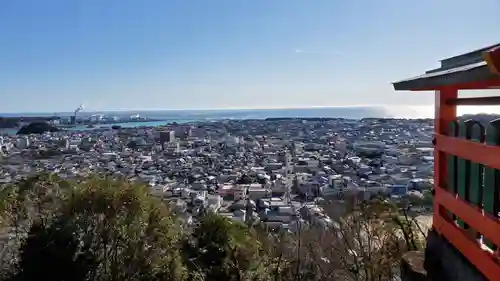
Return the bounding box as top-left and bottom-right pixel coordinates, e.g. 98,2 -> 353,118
393,43 -> 500,281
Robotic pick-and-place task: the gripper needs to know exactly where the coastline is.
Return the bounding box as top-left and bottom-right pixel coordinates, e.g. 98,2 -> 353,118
0,120 -> 175,135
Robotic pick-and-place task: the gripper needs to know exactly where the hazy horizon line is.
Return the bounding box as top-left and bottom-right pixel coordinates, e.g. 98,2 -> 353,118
2,104 -> 499,119
0,104 -> 435,115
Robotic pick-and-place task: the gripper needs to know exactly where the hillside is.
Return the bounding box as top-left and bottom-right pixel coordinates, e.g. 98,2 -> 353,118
17,122 -> 60,135
0,117 -> 61,129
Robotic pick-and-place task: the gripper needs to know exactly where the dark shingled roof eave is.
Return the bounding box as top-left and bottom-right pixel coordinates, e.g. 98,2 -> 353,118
392,62 -> 496,91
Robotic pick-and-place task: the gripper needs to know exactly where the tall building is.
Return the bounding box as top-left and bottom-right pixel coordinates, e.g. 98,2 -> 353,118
290,141 -> 297,160
278,151 -> 290,174
159,131 -> 175,145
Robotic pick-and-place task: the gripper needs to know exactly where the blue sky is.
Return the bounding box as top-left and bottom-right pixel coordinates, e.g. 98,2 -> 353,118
1,0 -> 500,113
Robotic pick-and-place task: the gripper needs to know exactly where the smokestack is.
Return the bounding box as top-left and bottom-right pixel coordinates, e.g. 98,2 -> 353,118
72,104 -> 84,124
74,104 -> 84,116
74,104 -> 84,114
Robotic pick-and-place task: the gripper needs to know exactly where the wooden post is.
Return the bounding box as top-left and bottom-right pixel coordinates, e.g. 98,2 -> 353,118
468,121 -> 485,240
482,119 -> 500,249
457,120 -> 473,229
434,88 -> 457,224
446,121 -> 458,222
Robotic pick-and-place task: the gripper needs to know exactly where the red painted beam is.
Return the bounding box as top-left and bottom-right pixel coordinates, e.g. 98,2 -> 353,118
433,89 -> 456,225
435,134 -> 500,170
446,96 -> 500,106
435,187 -> 500,246
434,215 -> 500,281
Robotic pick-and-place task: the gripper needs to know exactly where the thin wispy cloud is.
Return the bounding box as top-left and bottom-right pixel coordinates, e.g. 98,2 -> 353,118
293,48 -> 339,55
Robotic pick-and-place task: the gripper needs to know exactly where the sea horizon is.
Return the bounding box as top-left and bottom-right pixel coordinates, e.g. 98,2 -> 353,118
0,105 -> 436,119
1,105 -> 499,121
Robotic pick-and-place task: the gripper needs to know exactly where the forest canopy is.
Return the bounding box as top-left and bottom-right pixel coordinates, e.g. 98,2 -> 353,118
0,174 -> 424,281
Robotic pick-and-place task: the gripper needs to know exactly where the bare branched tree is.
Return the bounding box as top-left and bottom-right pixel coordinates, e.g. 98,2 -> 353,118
263,198 -> 427,281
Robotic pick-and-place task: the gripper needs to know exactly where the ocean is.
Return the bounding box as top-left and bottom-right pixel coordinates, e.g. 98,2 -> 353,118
1,105 -> 435,135
1,105 -> 436,120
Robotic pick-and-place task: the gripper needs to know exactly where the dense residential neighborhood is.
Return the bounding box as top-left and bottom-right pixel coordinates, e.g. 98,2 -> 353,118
0,118 -> 435,231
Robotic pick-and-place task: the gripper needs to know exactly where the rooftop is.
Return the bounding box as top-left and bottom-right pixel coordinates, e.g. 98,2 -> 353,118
393,43 -> 500,91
